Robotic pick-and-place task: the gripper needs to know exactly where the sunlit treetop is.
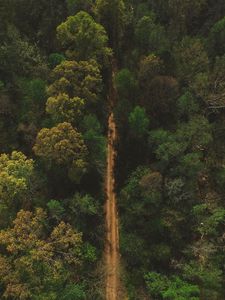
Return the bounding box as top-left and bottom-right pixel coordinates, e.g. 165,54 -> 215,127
0,151 -> 34,202
57,11 -> 112,62
33,122 -> 88,181
47,59 -> 102,103
0,208 -> 84,299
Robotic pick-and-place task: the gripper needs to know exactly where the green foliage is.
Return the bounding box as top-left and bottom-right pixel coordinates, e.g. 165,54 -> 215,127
183,262 -> 223,299
173,37 -> 209,84
48,53 -> 65,68
176,116 -> 212,151
66,0 -> 93,15
141,75 -> 179,125
115,68 -> 136,97
0,151 -> 34,215
1,2 -> 225,299
61,284 -> 86,300
145,272 -> 168,298
0,25 -> 48,81
150,116 -> 212,165
95,0 -> 128,48
47,200 -> 65,220
168,0 -> 206,36
0,208 -> 85,299
145,272 -> 200,300
128,106 -> 150,138
138,54 -> 164,84
69,193 -> 98,217
82,114 -> 106,172
0,80 -> 5,90
46,93 -> 84,123
193,204 -> 225,237
149,129 -> 186,163
46,60 -> 102,124
119,167 -> 164,274
57,11 -> 112,62
33,122 -> 88,181
165,177 -> 189,204
178,152 -> 204,178
208,16 -> 225,56
207,54 -> 225,107
177,92 -> 199,118
28,79 -> 46,103
120,167 -> 163,210
47,59 -> 102,103
135,14 -> 169,54
64,193 -> 100,238
15,78 -> 47,140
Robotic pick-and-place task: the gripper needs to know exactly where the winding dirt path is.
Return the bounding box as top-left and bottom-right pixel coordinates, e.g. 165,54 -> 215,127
105,60 -> 120,300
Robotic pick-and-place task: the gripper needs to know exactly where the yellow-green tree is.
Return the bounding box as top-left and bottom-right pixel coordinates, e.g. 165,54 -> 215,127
46,59 -> 102,123
47,60 -> 102,102
0,151 -> 34,225
57,11 -> 111,62
46,93 -> 84,123
0,208 -> 85,299
0,151 -> 34,201
33,122 -> 88,181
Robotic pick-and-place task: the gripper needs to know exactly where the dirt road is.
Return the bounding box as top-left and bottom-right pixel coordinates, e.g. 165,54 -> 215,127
105,60 -> 120,300
105,112 -> 119,300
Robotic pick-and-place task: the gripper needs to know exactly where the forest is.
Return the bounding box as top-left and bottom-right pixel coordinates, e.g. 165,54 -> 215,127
0,0 -> 225,299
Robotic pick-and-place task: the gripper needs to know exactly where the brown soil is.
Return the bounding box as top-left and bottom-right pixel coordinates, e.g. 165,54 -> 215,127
105,59 -> 121,300
105,112 -> 119,300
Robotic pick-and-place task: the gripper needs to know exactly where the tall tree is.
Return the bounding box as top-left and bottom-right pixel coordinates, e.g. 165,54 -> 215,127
57,11 -> 111,62
33,122 -> 88,182
95,0 -> 127,50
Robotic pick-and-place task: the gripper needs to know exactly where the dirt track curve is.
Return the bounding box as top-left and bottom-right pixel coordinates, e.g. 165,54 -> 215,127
105,60 -> 120,300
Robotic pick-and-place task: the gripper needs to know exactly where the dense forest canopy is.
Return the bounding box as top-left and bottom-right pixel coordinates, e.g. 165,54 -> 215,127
0,0 -> 225,299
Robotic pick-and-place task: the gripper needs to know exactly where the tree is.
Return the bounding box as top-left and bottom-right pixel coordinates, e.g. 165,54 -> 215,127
0,25 -> 48,83
208,16 -> 225,57
168,0 -> 206,36
173,37 -> 209,85
182,202 -> 224,300
81,114 -> 106,173
10,0 -> 68,52
46,93 -> 84,123
18,78 -> 47,124
48,53 -> 65,69
0,151 -> 34,225
0,92 -> 17,153
47,60 -> 102,103
0,208 -> 87,299
176,91 -> 199,119
66,0 -> 93,15
138,54 -> 164,85
115,68 -> 137,98
63,193 -> 101,238
33,122 -> 88,181
135,13 -> 169,55
128,106 -> 150,138
0,151 -> 34,201
94,0 -> 127,49
149,115 -> 212,173
141,75 -> 179,126
145,272 -> 200,300
46,59 -> 102,121
207,54 -> 225,108
119,167 -> 164,272
56,11 -> 111,62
